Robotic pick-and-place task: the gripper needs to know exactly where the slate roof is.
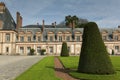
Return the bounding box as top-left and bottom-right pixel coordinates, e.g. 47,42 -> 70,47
0,7 -> 16,30
23,24 -> 69,28
18,25 -> 83,41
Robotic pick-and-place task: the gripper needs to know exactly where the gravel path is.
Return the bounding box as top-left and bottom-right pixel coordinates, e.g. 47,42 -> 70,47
54,57 -> 79,80
0,56 -> 44,80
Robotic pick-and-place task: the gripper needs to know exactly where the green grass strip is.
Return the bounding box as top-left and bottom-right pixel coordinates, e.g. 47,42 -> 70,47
59,56 -> 120,80
15,56 -> 61,80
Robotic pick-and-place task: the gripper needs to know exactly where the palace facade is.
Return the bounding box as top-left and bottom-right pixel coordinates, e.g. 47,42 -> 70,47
0,2 -> 120,55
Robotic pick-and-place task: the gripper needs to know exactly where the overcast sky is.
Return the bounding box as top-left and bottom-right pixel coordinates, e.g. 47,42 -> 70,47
1,0 -> 120,28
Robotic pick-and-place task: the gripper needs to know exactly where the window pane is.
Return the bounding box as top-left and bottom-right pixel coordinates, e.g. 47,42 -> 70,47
6,33 -> 10,42
49,47 -> 53,53
20,36 -> 24,42
37,47 -> 41,53
66,36 -> 70,41
20,47 -> 24,53
114,36 -> 118,40
50,36 -> 53,41
103,36 -> 106,40
59,36 -> 62,42
6,47 -> 9,52
115,46 -> 119,51
76,36 -> 80,41
38,36 -> 41,42
28,36 -> 31,41
27,47 -> 31,54
68,47 -> 70,52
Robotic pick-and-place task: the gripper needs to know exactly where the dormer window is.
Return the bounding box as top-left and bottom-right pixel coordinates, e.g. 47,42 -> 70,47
76,36 -> 80,42
59,36 -> 62,42
103,36 -> 107,40
66,36 -> 70,41
38,36 -> 41,42
50,36 -> 53,41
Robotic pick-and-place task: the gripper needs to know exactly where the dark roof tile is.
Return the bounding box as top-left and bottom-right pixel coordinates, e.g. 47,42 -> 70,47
0,7 -> 16,30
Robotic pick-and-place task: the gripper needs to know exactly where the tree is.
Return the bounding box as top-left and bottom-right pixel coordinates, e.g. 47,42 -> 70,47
65,15 -> 79,28
60,42 -> 69,57
65,15 -> 88,28
41,49 -> 46,55
78,22 -> 115,74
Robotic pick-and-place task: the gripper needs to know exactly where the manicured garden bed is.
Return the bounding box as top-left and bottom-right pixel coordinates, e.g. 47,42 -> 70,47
15,56 -> 61,80
59,56 -> 120,80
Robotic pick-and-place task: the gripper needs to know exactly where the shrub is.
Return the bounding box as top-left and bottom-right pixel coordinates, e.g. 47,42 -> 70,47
41,49 -> 46,55
60,42 -> 69,57
78,22 -> 115,74
29,49 -> 35,55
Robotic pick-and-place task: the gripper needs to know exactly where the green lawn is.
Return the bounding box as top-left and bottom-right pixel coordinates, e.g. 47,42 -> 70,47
59,56 -> 120,80
15,56 -> 61,80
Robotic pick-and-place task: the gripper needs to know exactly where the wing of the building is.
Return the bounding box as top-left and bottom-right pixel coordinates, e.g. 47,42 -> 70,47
0,2 -> 120,55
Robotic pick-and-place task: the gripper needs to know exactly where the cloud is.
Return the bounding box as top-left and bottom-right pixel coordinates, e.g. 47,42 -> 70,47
96,17 -> 120,28
2,0 -> 120,27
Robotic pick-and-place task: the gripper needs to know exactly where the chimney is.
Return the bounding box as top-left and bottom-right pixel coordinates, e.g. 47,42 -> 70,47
118,25 -> 120,28
52,23 -> 54,26
37,22 -> 39,25
16,12 -> 22,30
42,20 -> 44,32
20,16 -> 22,27
54,22 -> 56,26
0,2 -> 5,13
54,22 -> 56,28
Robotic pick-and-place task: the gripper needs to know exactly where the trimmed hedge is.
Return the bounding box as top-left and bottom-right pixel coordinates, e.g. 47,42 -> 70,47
78,22 -> 115,74
41,49 -> 46,55
60,42 -> 69,57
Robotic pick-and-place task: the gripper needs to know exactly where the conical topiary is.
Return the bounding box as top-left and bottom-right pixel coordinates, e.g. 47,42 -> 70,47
60,42 -> 69,57
78,22 -> 115,74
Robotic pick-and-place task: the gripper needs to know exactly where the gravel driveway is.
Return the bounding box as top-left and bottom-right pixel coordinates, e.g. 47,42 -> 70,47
0,56 -> 44,80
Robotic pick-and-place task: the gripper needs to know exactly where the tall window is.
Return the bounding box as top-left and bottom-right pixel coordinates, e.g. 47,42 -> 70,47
66,36 -> 70,41
6,47 -> 9,53
20,36 -> 24,42
27,47 -> 31,54
49,47 -> 53,53
37,47 -> 41,53
38,36 -> 41,42
6,33 -> 10,42
59,36 -> 62,42
115,46 -> 119,52
20,47 -> 24,53
68,47 -> 70,53
28,36 -> 31,42
76,36 -> 80,41
50,36 -> 53,41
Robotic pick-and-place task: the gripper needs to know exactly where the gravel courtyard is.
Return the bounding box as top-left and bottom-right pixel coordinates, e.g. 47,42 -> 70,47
0,56 -> 44,80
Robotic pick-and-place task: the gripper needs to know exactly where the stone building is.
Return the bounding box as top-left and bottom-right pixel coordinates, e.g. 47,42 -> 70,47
0,2 -> 120,55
